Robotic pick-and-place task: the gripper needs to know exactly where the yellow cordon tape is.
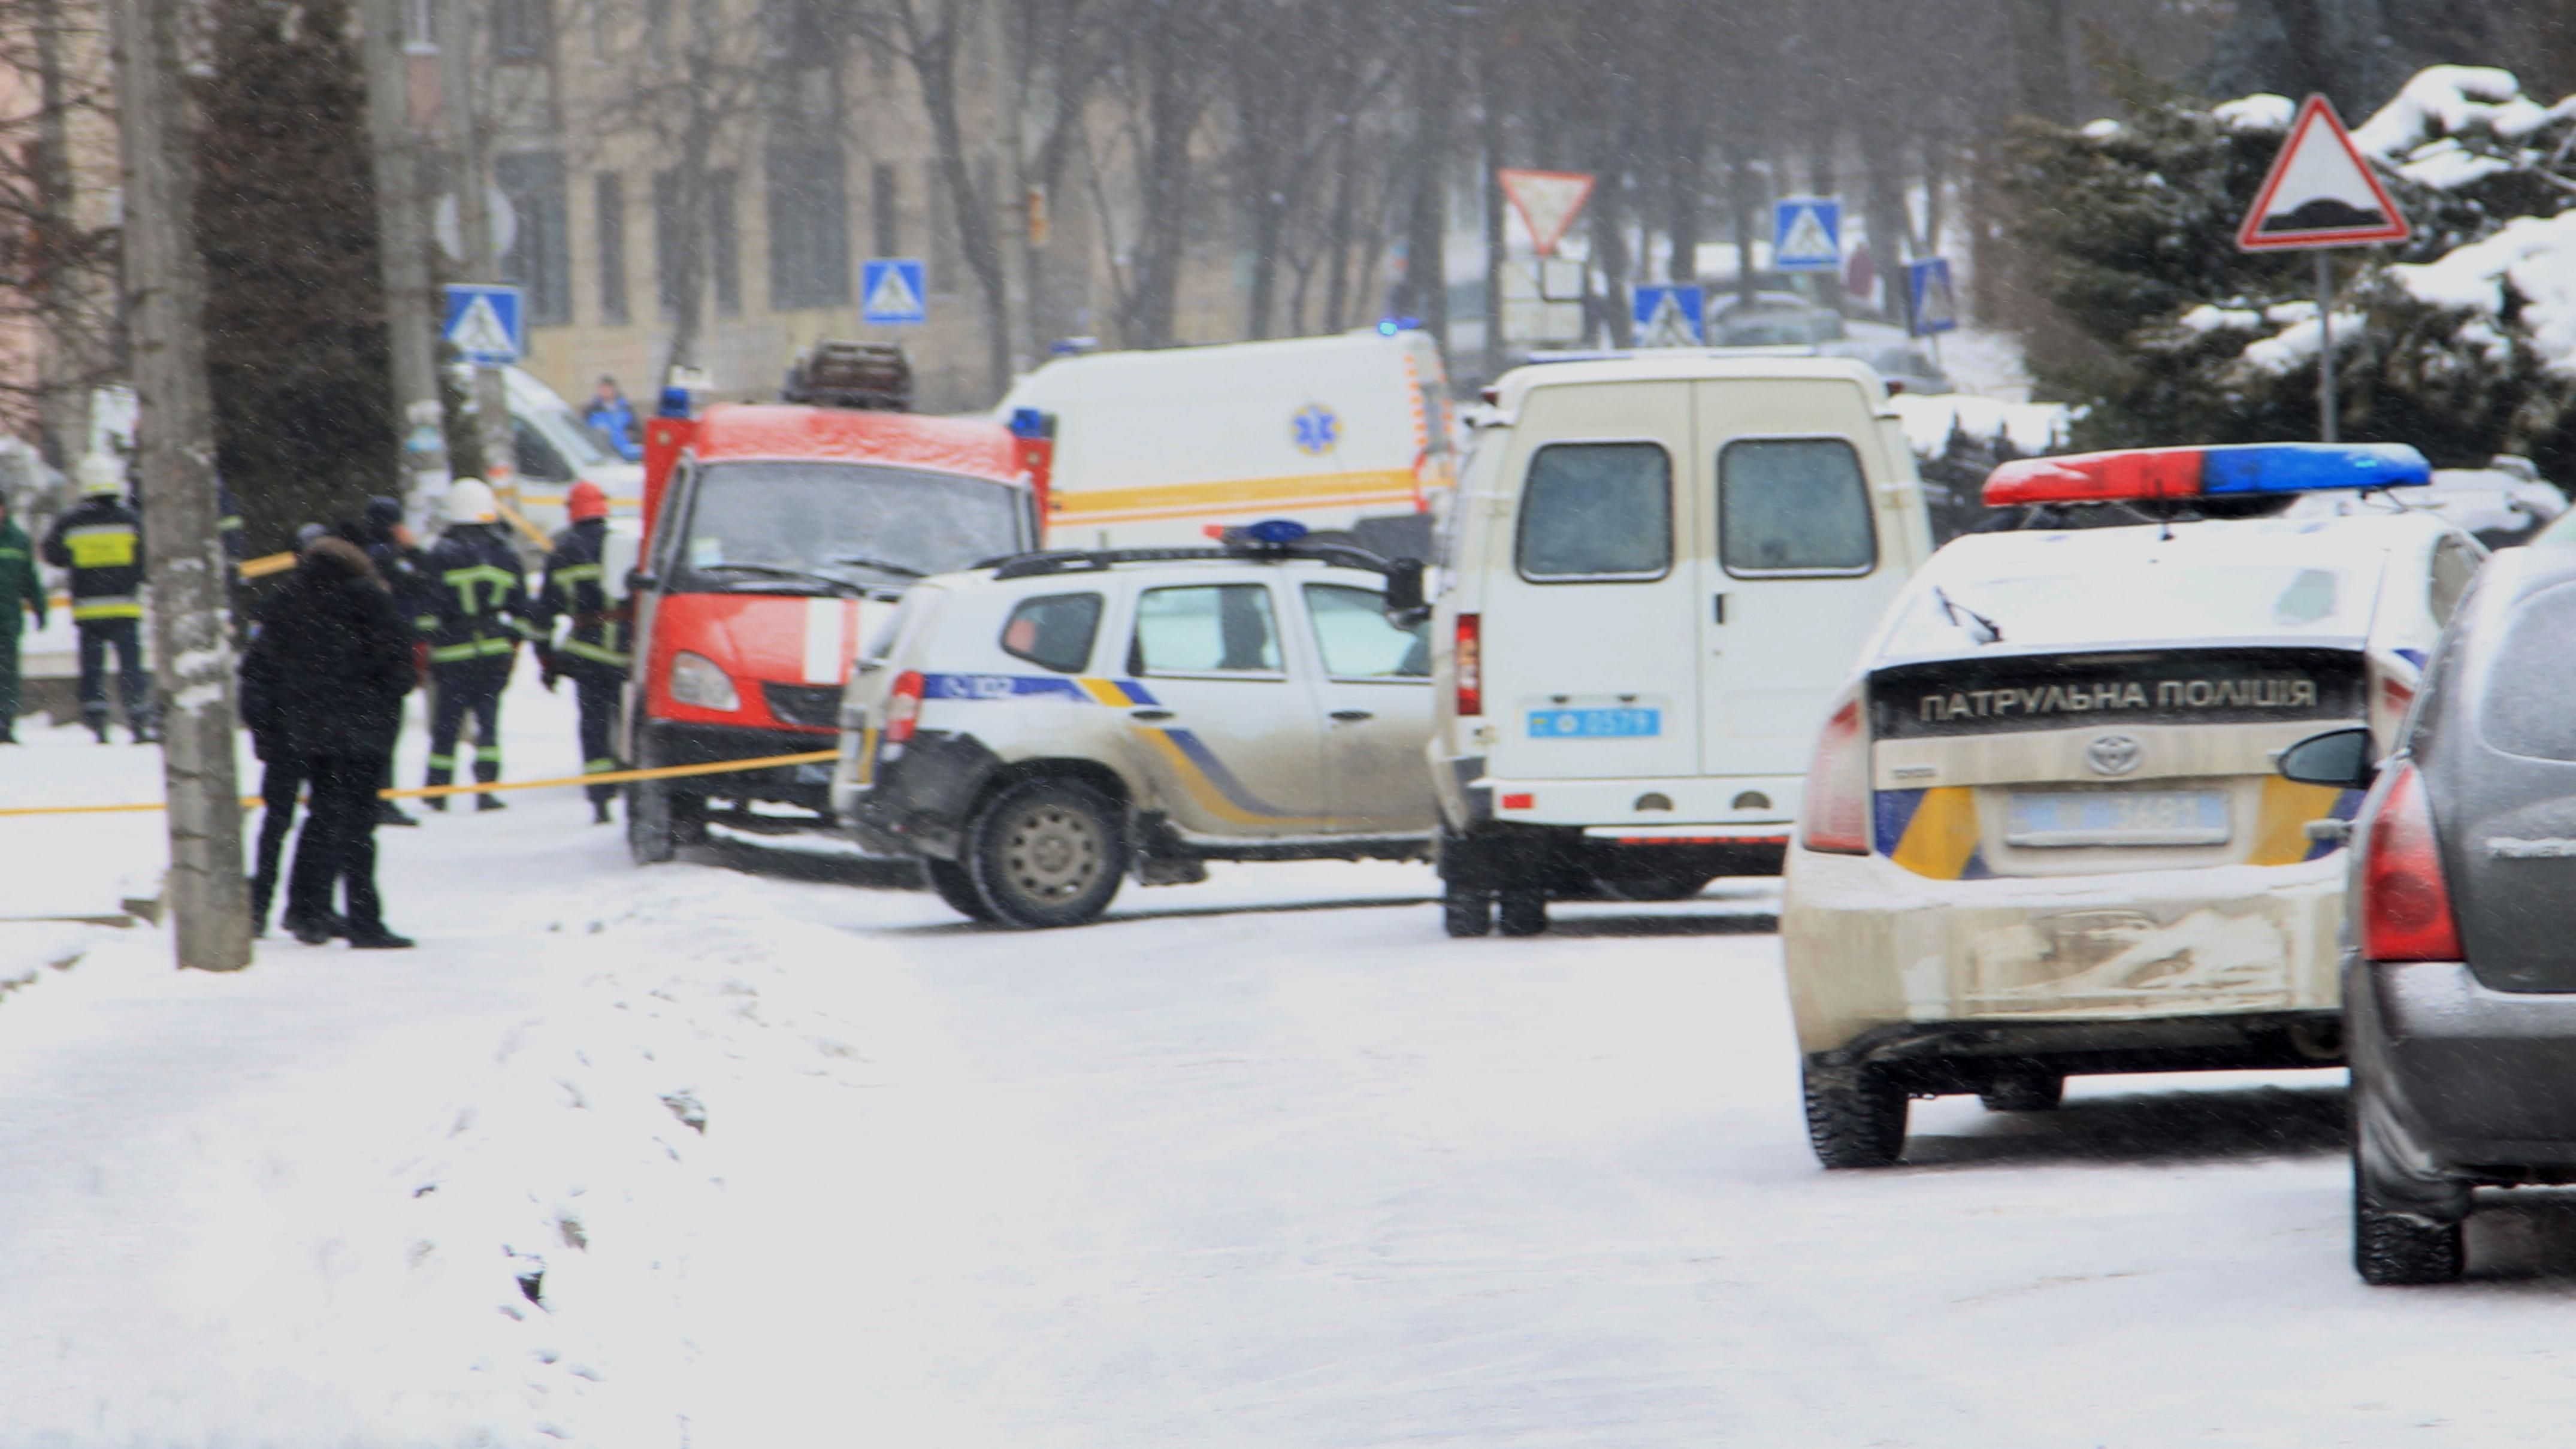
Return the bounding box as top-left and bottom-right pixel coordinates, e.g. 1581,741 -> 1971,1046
0,749 -> 840,818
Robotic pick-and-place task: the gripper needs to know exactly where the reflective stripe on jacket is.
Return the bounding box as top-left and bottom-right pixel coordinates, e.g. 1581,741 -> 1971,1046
41,496 -> 143,624
418,522 -> 531,669
532,518 -> 630,674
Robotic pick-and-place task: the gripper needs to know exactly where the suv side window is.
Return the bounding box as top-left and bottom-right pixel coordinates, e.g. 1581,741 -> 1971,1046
1719,437 -> 1876,575
999,591 -> 1103,673
2429,534 -> 2481,626
1515,441 -> 1671,581
1304,583 -> 1428,679
1130,584 -> 1283,676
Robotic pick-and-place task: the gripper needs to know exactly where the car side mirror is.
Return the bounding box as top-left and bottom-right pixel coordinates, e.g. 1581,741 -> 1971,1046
627,568 -> 658,594
2278,726 -> 2375,790
1381,557 -> 1427,618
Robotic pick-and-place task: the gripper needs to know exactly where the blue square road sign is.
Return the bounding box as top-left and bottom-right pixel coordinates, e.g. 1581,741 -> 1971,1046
443,284 -> 524,366
1906,257 -> 1960,337
862,258 -> 929,325
1632,285 -> 1706,346
1771,198 -> 1843,273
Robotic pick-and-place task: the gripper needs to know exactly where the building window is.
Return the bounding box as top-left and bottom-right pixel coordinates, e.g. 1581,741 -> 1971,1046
924,159 -> 956,294
495,150 -> 570,326
870,161 -> 898,257
655,168 -> 694,319
491,0 -> 551,62
595,172 -> 628,325
709,169 -> 741,317
405,0 -> 437,50
767,144 -> 849,310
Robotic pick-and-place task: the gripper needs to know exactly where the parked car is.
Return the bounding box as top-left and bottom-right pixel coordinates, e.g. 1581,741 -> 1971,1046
832,526 -> 1435,927
2280,540 -> 2576,1282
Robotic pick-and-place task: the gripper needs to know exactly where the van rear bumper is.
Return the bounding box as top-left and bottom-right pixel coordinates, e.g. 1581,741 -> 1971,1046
1469,772 -> 1805,832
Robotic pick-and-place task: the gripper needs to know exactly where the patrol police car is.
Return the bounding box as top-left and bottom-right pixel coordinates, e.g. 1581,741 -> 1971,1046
1780,442 -> 2484,1168
830,525 -> 1435,927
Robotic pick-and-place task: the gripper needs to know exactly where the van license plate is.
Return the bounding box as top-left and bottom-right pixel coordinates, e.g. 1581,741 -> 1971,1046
1528,707 -> 1660,739
2005,790 -> 2230,848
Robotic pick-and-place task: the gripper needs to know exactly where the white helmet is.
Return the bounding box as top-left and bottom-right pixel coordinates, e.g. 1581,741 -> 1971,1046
444,477 -> 498,525
76,453 -> 126,497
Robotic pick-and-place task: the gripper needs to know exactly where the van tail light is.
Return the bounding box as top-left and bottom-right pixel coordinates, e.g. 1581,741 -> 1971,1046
1801,698 -> 1870,855
1455,613 -> 1482,716
884,670 -> 927,745
2362,761 -> 2460,962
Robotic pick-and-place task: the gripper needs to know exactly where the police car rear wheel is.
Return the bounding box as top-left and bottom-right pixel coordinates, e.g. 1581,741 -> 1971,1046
924,857 -> 997,922
970,779 -> 1123,928
1803,1064 -> 1907,1169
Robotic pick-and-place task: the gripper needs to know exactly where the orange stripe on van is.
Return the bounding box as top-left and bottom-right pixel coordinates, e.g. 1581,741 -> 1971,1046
1048,468 -> 1420,524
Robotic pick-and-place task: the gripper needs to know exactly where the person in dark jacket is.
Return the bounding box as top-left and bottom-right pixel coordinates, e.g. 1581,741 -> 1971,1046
0,491 -> 46,742
237,549 -> 309,937
238,534 -> 415,948
41,454 -> 151,744
530,480 -> 628,824
583,376 -> 642,462
357,497 -> 425,828
418,477 -> 532,810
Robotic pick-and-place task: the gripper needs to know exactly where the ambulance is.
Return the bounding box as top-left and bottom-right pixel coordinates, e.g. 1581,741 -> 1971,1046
1423,355 -> 1934,936
622,343 -> 1050,861
993,329 -> 1456,552
1781,443 -> 2480,1168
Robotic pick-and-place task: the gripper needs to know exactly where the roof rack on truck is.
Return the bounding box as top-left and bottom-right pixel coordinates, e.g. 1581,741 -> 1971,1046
783,340 -> 912,412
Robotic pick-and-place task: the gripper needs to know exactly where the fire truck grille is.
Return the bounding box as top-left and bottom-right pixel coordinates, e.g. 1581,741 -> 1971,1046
762,683 -> 843,730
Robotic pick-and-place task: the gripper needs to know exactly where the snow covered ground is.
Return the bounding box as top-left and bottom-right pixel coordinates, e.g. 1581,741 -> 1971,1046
5,670 -> 2576,1444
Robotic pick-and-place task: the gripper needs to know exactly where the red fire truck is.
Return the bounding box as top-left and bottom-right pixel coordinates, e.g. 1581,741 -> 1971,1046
624,343 -> 1051,861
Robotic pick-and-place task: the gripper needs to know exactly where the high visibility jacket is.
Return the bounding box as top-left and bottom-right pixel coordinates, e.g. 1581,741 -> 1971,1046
418,523 -> 534,667
531,518 -> 630,677
40,495 -> 143,622
0,518 -> 44,634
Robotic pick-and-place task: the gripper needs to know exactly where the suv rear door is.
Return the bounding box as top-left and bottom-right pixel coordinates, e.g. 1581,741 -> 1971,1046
1297,574 -> 1435,833
2437,571 -> 2576,991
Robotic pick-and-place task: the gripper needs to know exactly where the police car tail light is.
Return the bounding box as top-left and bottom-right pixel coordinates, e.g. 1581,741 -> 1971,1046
884,670 -> 927,744
2371,665 -> 2417,748
2362,762 -> 2460,963
1455,613 -> 1483,717
1801,698 -> 1870,855
1981,443 -> 2430,507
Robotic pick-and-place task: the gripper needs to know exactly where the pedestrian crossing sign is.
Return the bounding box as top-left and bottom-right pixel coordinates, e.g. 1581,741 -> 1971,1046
1906,257 -> 1958,337
1632,285 -> 1705,346
442,284 -> 524,366
862,258 -> 929,325
1772,198 -> 1842,273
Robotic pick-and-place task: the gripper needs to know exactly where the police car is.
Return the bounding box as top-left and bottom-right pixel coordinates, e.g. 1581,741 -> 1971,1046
1780,443 -> 2485,1167
830,525 -> 1435,927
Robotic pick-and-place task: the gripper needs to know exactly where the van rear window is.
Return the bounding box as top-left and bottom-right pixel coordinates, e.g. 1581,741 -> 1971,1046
1516,442 -> 1671,580
1000,592 -> 1102,674
2479,580 -> 2576,760
1719,438 -> 1875,574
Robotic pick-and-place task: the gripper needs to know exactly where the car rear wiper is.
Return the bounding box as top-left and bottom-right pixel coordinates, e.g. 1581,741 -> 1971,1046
824,554 -> 927,580
1934,585 -> 2004,645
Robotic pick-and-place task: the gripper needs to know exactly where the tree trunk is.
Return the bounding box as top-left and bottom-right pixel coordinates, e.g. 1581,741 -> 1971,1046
439,0 -> 511,491
111,0 -> 251,970
1730,149 -> 1758,308
1321,126 -> 1356,331
914,43 -> 1015,401
2006,0 -> 2074,124
359,0 -> 449,515
1480,52 -> 1505,379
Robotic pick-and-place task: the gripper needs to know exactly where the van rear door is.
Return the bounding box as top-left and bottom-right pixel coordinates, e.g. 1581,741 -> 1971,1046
1693,379 -> 1912,778
1480,380 -> 1701,780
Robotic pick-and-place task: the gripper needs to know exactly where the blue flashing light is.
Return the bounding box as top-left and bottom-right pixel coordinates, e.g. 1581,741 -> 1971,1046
1245,518 -> 1310,545
656,385 -> 694,419
1376,316 -> 1420,337
1007,407 -> 1048,440
2199,443 -> 2430,494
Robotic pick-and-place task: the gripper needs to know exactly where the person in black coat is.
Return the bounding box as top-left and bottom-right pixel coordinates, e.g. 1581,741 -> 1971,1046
237,535 -> 417,948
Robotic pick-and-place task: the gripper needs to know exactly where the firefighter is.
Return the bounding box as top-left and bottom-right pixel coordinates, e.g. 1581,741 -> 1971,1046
40,453 -> 152,744
419,477 -> 530,810
531,479 -> 628,825
0,489 -> 44,742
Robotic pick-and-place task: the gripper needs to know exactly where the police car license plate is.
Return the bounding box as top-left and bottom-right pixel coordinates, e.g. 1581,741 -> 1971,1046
1527,707 -> 1660,739
2005,789 -> 2230,848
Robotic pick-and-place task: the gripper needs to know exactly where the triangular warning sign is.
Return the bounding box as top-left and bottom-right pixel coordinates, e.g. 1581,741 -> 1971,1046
866,264 -> 923,319
1776,205 -> 1839,266
1498,168 -> 1595,258
1640,291 -> 1700,347
2237,93 -> 2411,250
450,295 -> 515,359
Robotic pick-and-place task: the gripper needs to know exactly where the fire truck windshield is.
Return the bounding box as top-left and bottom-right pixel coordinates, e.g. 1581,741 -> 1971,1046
675,460 -> 1027,591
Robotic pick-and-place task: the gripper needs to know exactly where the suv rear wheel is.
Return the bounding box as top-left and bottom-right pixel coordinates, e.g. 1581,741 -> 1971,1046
967,778 -> 1124,928
1803,1063 -> 1907,1169
923,857 -> 997,922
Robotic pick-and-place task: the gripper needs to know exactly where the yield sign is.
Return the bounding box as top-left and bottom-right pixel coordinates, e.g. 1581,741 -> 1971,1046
2236,94 -> 2410,250
1498,168 -> 1595,258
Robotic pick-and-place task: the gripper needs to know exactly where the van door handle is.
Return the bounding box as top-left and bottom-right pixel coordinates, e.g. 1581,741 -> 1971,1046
1129,708 -> 1174,722
1712,593 -> 1727,624
1329,709 -> 1374,722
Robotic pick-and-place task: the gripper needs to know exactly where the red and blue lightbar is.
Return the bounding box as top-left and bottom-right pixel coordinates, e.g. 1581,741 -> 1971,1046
1983,443 -> 2430,507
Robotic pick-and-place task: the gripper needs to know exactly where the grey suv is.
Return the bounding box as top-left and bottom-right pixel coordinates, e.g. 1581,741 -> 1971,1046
2279,541 -> 2576,1284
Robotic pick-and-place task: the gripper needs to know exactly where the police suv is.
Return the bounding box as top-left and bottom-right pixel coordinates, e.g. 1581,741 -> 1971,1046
830,526 -> 1435,927
1780,443 -> 2483,1167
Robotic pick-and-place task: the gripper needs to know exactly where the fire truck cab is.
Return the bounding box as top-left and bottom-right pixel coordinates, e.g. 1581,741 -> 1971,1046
624,343 -> 1050,861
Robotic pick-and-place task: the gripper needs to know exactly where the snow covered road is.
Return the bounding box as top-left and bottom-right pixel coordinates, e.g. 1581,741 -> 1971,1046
4,676 -> 2576,1445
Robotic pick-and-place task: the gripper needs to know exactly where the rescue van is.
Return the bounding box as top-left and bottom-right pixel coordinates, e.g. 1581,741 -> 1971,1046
993,329 -> 1456,551
623,343 -> 1048,861
1780,443 -> 2478,1168
1423,355 -> 1934,936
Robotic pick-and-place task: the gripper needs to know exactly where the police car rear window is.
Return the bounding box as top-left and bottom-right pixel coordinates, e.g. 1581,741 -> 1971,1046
1516,443 -> 1671,580
2477,580 -> 2576,760
1000,592 -> 1102,674
1879,561 -> 2380,659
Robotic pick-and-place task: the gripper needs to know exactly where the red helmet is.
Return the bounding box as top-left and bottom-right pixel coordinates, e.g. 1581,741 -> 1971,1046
566,479 -> 609,522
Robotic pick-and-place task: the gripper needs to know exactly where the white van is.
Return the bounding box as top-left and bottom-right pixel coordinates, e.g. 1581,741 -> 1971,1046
1423,355 -> 1934,936
445,365 -> 646,538
996,330 -> 1456,551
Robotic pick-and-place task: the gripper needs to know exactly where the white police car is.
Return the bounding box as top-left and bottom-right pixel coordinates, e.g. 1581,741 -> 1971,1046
831,525 -> 1435,927
1780,443 -> 2486,1167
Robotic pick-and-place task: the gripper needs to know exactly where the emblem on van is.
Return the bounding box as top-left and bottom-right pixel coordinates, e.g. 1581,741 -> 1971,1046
2085,733 -> 2143,777
1290,403 -> 1340,455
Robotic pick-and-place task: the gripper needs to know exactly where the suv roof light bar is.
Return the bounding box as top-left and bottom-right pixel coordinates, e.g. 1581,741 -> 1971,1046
1983,442 -> 2431,507
982,539 -> 1398,582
